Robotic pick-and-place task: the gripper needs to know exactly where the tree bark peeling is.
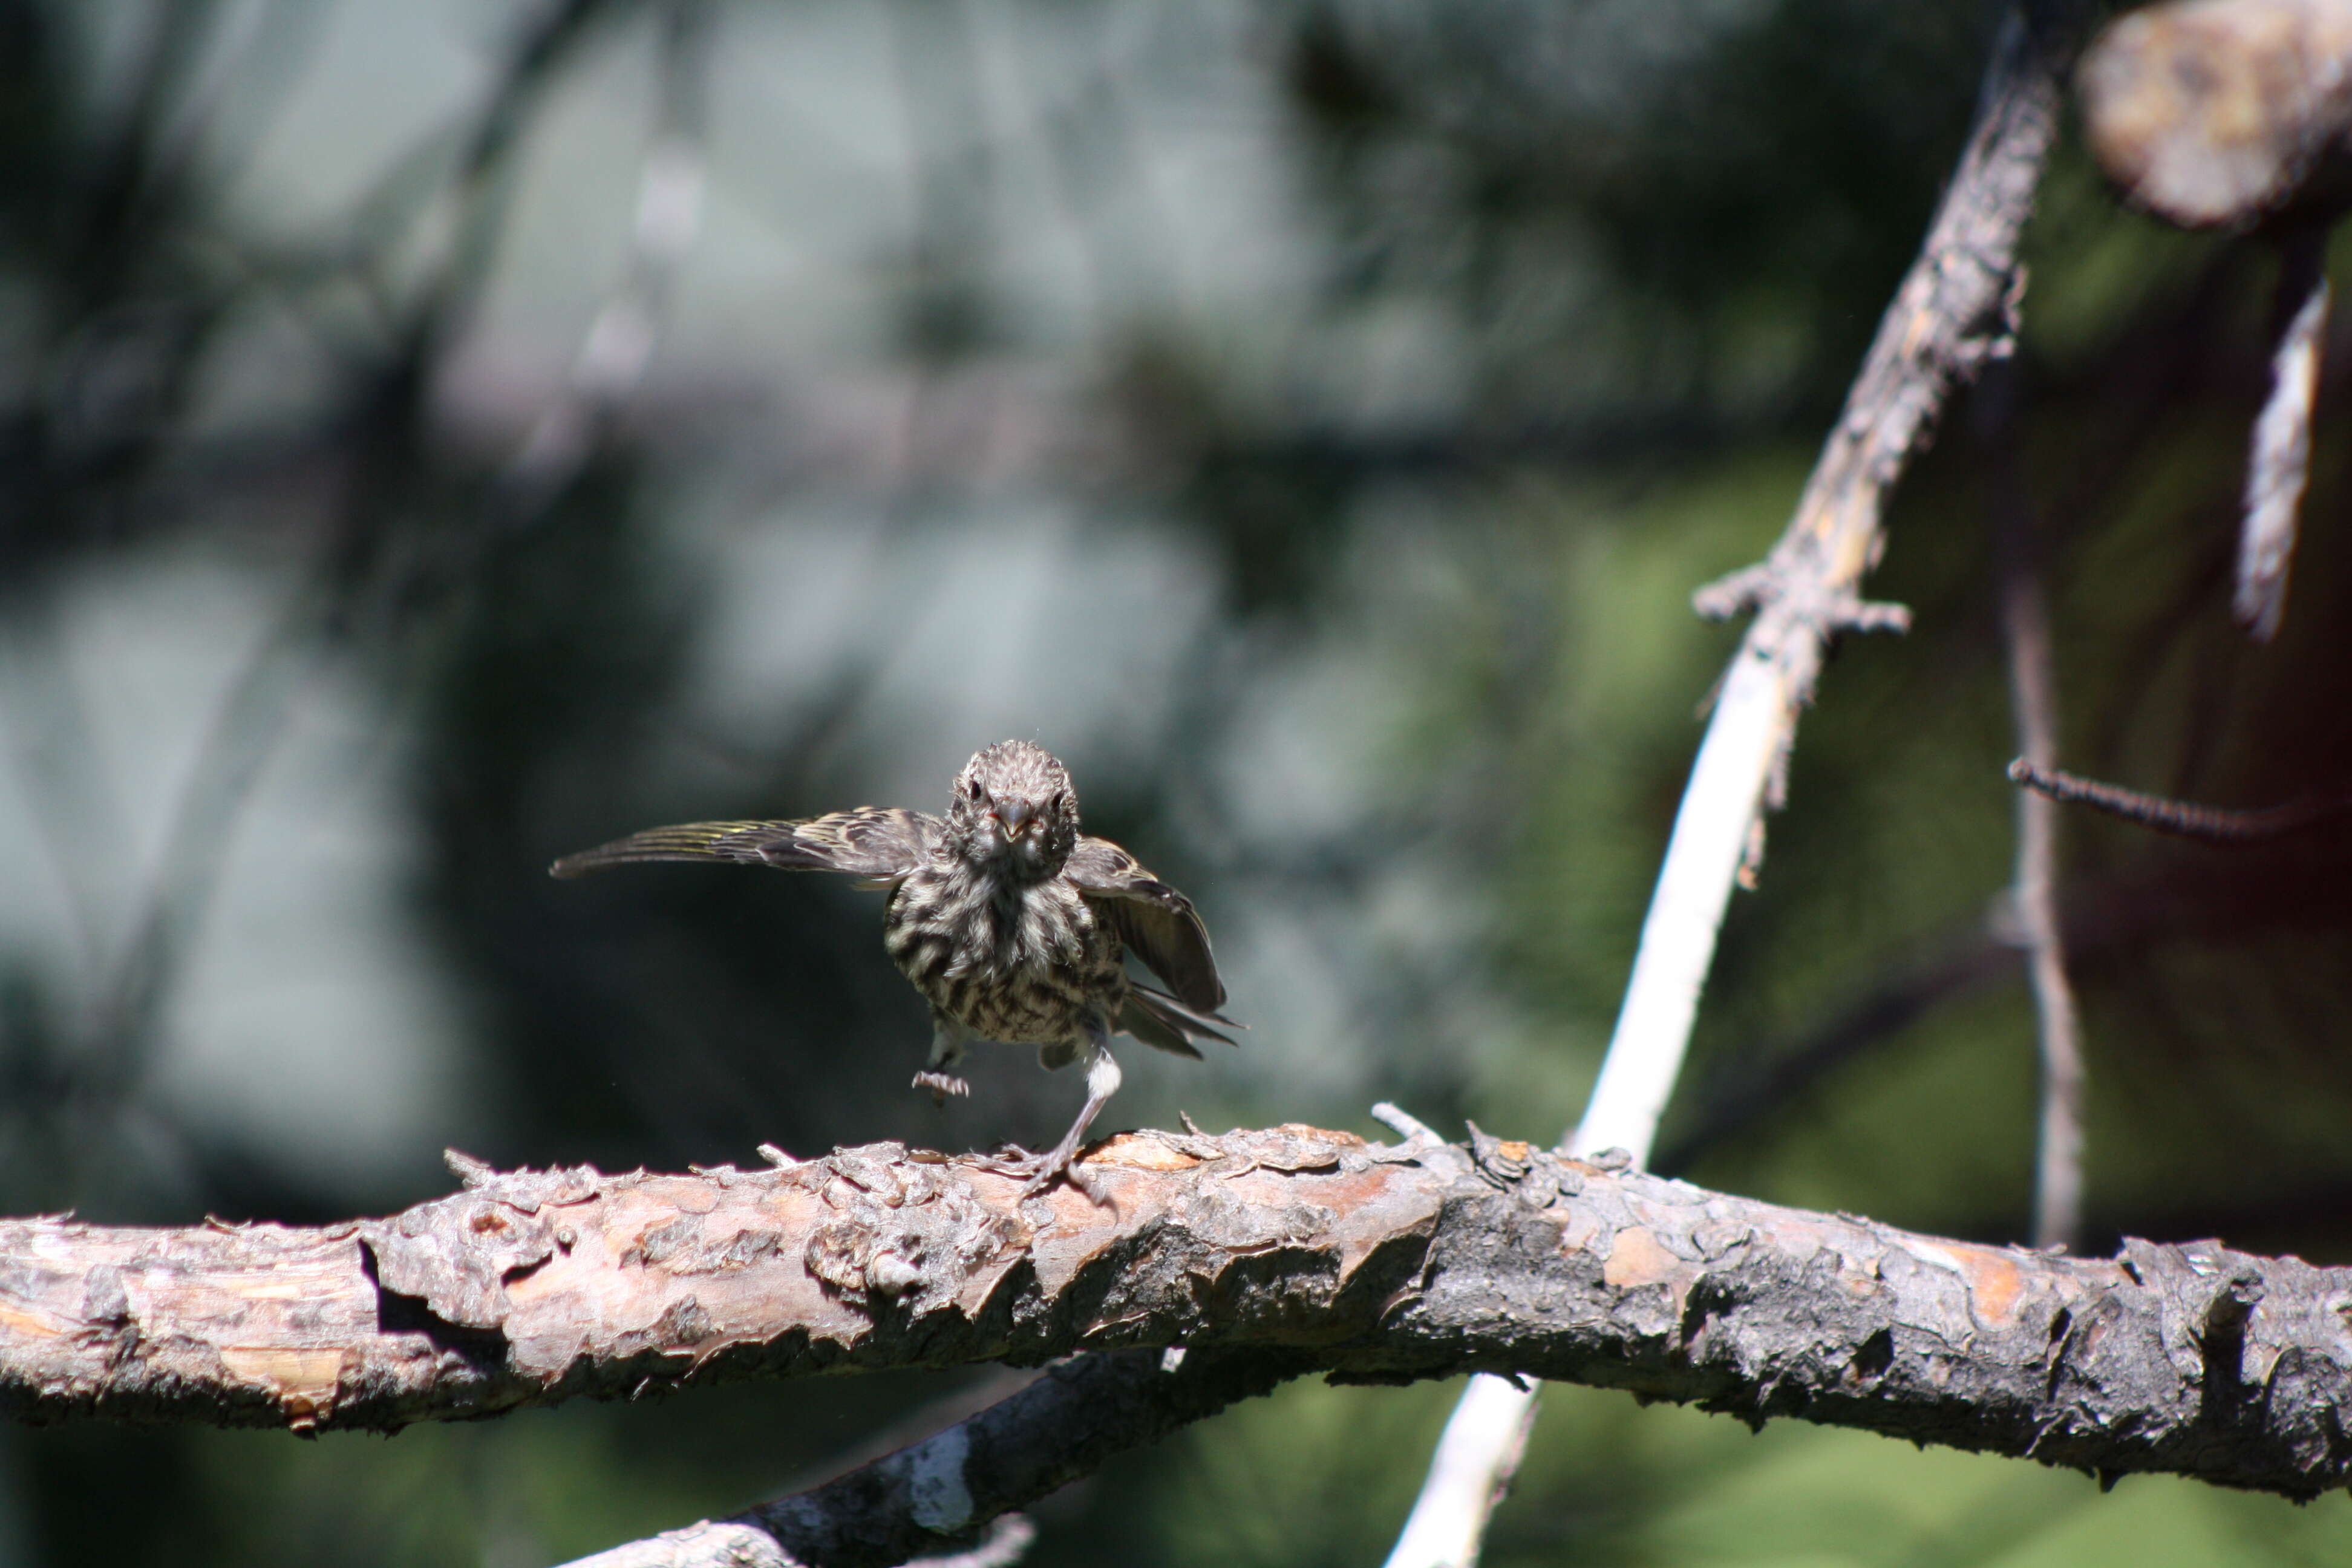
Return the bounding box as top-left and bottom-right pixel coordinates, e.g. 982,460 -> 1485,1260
1,1127 -> 2347,1498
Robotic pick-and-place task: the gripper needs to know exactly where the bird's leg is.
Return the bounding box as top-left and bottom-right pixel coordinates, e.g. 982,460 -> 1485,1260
912,1011 -> 972,1105
984,1031 -> 1122,1204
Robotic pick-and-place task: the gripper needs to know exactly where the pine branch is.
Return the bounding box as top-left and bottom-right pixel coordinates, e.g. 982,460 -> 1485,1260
0,1126 -> 2344,1521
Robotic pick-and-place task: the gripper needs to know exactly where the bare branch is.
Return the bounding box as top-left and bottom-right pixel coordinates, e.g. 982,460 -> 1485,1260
501,0 -> 713,515
1653,931 -> 2017,1174
1983,364 -> 2087,1253
1378,1371 -> 1538,1568
1387,11 -> 2071,1561
68,0 -> 635,1103
2007,758 -> 2352,843
720,1351 -> 1298,1568
1,1125 -> 2348,1523
2012,626 -> 2089,1254
563,1350 -> 1285,1567
1587,0 -> 2059,1180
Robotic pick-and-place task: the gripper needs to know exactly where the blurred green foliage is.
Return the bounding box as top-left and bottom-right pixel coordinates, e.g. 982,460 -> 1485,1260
1,0 -> 2349,1563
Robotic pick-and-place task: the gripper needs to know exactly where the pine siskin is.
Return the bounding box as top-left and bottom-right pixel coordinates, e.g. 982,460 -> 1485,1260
550,740 -> 1238,1198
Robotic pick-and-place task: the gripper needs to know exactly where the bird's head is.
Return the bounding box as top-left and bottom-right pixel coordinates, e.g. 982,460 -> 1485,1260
947,740 -> 1080,878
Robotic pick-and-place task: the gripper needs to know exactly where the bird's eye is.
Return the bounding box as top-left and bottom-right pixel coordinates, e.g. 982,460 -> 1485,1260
1050,792 -> 1067,814
967,778 -> 984,801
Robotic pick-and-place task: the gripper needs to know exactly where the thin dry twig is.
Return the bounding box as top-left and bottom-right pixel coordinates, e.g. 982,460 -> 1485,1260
1381,13 -> 2069,1563
1653,931 -> 2018,1174
1984,365 -> 2086,1252
2007,757 -> 2352,843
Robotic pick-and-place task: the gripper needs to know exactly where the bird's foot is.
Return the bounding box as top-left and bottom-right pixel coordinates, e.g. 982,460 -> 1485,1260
979,1141 -> 1109,1206
912,1070 -> 971,1106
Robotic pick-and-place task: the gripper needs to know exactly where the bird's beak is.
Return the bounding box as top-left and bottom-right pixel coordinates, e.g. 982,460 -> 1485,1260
999,801 -> 1036,840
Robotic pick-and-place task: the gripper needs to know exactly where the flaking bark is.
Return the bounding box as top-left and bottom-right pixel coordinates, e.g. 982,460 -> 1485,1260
0,1126 -> 2347,1500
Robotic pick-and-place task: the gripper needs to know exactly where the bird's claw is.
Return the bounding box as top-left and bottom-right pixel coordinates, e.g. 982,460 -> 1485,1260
981,1143 -> 1109,1205
912,1070 -> 971,1106
979,1144 -> 1051,1183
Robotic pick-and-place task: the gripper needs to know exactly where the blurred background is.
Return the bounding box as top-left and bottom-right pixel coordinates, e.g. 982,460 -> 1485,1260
2,0 -> 2350,1563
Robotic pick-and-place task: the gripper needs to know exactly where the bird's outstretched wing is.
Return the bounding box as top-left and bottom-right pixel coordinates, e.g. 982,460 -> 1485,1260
550,808 -> 939,883
1067,835 -> 1228,1015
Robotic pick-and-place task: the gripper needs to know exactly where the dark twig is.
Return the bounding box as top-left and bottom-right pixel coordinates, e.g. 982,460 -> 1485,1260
2007,758 -> 2352,843
1984,364 -> 2086,1252
728,1350 -> 1307,1568
1655,931 -> 2018,1177
500,0 -> 712,517
77,593 -> 328,1097
2236,223 -> 2331,641
73,0 -> 628,1103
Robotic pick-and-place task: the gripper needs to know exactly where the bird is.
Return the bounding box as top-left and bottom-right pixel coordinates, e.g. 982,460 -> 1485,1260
549,739 -> 1238,1198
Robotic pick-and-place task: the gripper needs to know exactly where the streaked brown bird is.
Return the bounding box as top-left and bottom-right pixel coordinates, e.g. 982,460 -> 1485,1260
550,740 -> 1237,1197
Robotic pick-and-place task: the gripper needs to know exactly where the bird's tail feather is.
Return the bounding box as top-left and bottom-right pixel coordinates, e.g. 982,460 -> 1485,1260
1120,983 -> 1242,1059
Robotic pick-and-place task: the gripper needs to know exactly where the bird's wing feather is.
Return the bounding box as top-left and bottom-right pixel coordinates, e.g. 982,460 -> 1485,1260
550,808 -> 939,881
1068,835 -> 1227,1013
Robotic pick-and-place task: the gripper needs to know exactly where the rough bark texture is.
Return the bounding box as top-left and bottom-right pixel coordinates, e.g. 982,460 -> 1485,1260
1,1126 -> 2348,1501
1683,0 -> 2059,809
